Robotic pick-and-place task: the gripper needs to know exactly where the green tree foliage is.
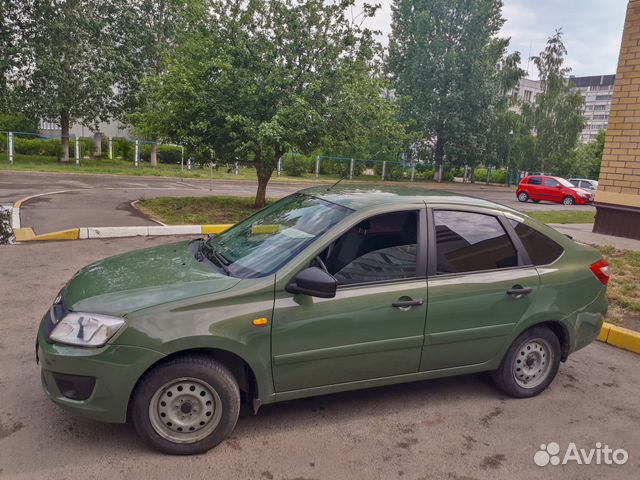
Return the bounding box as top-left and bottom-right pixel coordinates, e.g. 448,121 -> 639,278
529,30 -> 585,173
0,113 -> 39,133
389,0 -> 509,175
140,0 -> 390,207
557,130 -> 605,179
10,0 -> 146,161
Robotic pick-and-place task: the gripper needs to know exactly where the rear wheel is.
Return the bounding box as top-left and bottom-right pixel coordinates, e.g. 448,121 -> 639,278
517,191 -> 529,202
131,354 -> 240,455
562,196 -> 575,205
491,327 -> 561,398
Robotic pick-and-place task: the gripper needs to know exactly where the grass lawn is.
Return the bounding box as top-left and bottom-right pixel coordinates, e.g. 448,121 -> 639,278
136,196 -> 274,225
599,247 -> 640,331
528,211 -> 595,224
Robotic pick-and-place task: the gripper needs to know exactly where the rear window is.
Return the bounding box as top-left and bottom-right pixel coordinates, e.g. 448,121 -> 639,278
527,177 -> 543,186
509,220 -> 564,265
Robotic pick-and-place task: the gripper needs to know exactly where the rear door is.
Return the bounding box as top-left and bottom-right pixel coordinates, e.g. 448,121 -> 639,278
526,176 -> 544,200
421,208 -> 540,371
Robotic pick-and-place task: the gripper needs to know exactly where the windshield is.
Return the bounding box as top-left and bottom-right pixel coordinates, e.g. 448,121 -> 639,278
205,193 -> 352,278
556,177 -> 575,188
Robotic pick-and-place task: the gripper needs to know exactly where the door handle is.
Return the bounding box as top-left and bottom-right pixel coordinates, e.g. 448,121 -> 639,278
507,287 -> 533,297
392,299 -> 424,308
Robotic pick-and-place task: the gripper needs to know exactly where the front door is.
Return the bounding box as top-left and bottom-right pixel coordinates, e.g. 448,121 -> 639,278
421,209 -> 540,370
272,209 -> 428,392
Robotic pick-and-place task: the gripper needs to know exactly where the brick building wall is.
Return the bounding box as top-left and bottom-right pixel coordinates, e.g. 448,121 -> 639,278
594,0 -> 640,239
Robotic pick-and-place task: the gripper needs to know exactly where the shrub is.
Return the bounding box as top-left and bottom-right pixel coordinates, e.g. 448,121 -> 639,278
282,155 -> 313,176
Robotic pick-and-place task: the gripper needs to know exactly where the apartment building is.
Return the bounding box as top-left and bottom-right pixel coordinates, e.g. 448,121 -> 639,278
569,74 -> 615,143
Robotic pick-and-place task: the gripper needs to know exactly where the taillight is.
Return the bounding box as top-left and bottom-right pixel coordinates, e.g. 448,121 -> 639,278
590,259 -> 610,285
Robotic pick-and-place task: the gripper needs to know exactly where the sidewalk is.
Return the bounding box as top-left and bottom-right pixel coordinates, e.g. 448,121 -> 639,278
550,223 -> 640,251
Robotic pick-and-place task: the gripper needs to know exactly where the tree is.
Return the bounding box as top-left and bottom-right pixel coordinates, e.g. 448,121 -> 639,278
11,1 -> 146,161
143,0 -> 382,207
530,30 -> 584,173
558,130 -> 605,179
389,0 -> 509,179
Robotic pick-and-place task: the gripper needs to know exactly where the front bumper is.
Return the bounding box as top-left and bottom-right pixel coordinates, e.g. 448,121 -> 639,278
37,311 -> 165,423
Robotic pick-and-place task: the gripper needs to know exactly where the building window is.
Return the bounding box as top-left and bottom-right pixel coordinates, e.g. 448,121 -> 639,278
594,105 -> 607,111
595,95 -> 612,101
523,90 -> 532,102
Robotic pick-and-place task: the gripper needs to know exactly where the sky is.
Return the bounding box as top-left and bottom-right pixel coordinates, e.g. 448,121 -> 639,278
355,0 -> 628,79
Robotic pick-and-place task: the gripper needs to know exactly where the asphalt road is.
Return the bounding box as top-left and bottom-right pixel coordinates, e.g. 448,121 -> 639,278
0,171 -> 595,234
1,237 -> 638,480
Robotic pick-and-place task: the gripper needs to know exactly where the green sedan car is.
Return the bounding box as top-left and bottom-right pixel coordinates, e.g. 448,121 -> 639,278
37,186 -> 609,454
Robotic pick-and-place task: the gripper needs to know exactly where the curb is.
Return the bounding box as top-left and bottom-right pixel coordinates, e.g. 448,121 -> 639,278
597,322 -> 640,355
13,224 -> 233,242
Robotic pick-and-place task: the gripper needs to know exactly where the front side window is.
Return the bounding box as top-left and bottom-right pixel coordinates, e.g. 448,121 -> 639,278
544,178 -> 559,188
206,194 -> 352,278
434,211 -> 518,274
318,211 -> 419,285
508,220 -> 564,266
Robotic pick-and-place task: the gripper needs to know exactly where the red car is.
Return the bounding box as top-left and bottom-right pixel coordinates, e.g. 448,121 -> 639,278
516,175 -> 594,205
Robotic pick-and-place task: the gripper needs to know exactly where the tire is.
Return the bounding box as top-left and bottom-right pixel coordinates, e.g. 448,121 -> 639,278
562,196 -> 575,205
131,354 -> 240,455
517,191 -> 529,202
491,327 -> 561,398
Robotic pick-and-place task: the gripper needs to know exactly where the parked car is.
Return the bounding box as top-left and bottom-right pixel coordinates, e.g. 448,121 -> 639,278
516,175 -> 594,205
37,186 -> 609,454
569,178 -> 599,191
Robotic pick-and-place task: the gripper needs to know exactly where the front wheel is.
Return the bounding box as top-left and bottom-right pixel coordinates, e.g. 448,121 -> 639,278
131,354 -> 240,455
491,327 -> 561,398
517,191 -> 529,202
562,196 -> 575,205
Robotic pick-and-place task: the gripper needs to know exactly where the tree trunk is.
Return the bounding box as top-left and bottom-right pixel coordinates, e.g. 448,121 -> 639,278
150,141 -> 158,166
469,167 -> 476,183
60,110 -> 70,162
253,150 -> 273,209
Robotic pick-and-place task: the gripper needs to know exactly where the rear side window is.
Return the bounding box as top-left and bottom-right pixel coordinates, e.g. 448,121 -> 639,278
433,211 -> 518,274
527,177 -> 543,186
509,220 -> 564,265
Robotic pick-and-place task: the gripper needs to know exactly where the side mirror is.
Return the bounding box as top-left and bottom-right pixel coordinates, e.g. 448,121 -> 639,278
286,267 -> 337,298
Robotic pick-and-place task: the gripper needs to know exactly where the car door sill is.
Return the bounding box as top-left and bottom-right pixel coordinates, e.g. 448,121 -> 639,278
272,360 -> 493,403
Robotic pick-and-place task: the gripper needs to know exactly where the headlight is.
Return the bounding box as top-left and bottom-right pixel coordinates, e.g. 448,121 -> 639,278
49,312 -> 125,347
578,193 -> 588,198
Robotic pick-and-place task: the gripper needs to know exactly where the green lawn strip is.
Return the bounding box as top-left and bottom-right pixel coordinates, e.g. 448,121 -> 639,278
528,211 -> 595,224
136,196 -> 275,225
598,246 -> 640,332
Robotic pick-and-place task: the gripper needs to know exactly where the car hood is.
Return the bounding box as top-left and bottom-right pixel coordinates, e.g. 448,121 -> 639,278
63,241 -> 240,316
571,187 -> 593,195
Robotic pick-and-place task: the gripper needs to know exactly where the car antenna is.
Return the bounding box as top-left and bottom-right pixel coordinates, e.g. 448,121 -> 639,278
327,174 -> 347,191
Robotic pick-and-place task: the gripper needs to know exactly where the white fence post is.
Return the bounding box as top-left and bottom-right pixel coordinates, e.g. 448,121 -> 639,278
381,161 -> 386,181
315,156 -> 320,179
349,158 -> 354,180
75,136 -> 80,165
411,161 -> 416,181
187,157 -> 192,172
277,156 -> 282,176
134,140 -> 140,167
234,161 -> 239,175
108,136 -> 113,160
8,132 -> 14,164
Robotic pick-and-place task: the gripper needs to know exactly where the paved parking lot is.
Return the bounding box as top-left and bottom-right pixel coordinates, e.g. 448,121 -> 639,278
1,237 -> 638,480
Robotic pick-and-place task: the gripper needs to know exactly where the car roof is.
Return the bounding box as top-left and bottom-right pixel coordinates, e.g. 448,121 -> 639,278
300,184 -> 517,213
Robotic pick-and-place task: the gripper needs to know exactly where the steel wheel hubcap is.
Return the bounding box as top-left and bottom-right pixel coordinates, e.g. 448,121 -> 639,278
564,197 -> 573,204
519,193 -> 527,200
513,339 -> 553,389
149,377 -> 222,444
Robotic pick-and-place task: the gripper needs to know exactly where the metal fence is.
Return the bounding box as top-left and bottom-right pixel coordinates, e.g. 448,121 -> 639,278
2,132 -> 519,185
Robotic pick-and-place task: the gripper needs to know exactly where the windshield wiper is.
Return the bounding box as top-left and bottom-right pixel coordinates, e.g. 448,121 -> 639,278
198,240 -> 231,275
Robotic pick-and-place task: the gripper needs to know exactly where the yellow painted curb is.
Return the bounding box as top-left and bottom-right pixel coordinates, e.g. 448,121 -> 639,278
596,323 -> 611,342
201,224 -> 233,235
14,227 -> 80,242
597,322 -> 640,355
605,323 -> 640,355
